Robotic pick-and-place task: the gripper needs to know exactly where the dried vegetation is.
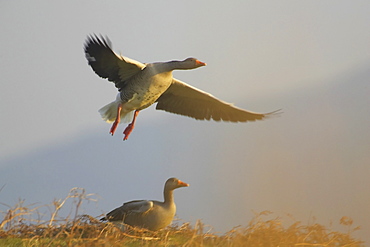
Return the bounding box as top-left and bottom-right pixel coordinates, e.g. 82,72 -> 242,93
0,188 -> 364,246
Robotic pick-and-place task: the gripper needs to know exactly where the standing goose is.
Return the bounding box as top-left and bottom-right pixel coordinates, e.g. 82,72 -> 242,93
100,178 -> 189,231
84,35 -> 279,140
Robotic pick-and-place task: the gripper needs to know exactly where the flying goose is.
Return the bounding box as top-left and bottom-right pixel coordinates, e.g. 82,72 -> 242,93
84,35 -> 279,140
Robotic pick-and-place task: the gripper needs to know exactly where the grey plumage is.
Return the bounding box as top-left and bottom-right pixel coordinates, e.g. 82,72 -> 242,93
84,35 -> 280,140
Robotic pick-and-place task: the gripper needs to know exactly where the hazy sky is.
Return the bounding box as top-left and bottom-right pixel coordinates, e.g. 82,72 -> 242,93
1,0 -> 369,243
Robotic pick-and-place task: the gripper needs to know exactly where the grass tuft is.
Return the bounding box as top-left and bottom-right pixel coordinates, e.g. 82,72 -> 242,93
0,188 -> 364,246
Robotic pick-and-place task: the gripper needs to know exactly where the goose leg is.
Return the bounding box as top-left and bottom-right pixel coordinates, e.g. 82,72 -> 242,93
110,104 -> 122,136
123,110 -> 139,141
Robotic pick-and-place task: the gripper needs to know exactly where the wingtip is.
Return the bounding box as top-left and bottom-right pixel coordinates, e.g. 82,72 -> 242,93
84,34 -> 112,49
265,109 -> 283,118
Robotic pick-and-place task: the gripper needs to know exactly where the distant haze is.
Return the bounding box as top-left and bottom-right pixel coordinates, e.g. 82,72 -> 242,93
1,0 -> 369,244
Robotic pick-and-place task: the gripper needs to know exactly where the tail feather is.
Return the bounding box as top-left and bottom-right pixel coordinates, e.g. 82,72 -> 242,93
98,101 -> 134,123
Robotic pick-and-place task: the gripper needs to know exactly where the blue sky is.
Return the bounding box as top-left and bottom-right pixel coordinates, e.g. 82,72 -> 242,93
1,0 -> 369,243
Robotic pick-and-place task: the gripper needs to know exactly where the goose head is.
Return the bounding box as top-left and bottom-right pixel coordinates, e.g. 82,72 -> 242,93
181,57 -> 207,69
165,177 -> 190,191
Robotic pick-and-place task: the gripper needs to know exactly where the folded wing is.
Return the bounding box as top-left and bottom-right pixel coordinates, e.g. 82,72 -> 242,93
104,200 -> 153,221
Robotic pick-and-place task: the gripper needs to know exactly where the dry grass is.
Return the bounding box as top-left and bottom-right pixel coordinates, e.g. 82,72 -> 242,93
0,188 -> 364,247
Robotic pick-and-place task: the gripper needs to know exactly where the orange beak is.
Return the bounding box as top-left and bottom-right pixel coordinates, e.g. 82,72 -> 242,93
178,180 -> 190,187
196,60 -> 207,66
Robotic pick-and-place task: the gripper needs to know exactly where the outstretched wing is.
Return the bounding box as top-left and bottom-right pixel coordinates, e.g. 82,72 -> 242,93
84,35 -> 145,89
156,79 -> 280,122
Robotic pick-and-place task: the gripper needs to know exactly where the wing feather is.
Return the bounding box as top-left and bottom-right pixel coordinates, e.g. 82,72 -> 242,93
156,79 -> 280,122
103,200 -> 153,222
84,35 -> 145,89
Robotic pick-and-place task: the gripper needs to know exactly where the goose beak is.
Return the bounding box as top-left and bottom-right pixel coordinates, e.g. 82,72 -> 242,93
195,60 -> 206,66
178,180 -> 190,187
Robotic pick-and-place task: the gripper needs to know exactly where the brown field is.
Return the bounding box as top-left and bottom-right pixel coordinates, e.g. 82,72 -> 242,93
0,188 -> 364,247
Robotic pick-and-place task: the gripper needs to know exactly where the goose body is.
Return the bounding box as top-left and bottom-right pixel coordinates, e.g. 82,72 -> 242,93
84,35 -> 279,140
101,178 -> 189,231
